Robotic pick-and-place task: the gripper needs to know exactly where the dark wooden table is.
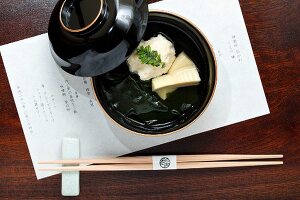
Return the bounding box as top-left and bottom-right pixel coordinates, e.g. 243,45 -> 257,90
0,0 -> 299,199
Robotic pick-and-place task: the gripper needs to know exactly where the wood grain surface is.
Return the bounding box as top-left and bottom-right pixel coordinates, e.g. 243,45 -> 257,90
0,0 -> 299,199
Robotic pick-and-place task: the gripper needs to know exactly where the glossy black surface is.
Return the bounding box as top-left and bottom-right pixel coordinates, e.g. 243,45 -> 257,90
48,0 -> 148,77
60,0 -> 102,31
93,11 -> 217,135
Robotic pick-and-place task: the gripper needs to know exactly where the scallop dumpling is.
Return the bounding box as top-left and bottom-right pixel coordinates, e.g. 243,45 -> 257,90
127,34 -> 176,81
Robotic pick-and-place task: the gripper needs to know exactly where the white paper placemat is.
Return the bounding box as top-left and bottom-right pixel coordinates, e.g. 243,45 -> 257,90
0,0 -> 269,179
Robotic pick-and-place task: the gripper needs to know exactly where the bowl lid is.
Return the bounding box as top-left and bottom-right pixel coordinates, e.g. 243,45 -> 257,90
48,0 -> 148,77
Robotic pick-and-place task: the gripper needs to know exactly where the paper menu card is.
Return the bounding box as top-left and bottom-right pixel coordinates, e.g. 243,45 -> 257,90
0,0 -> 269,179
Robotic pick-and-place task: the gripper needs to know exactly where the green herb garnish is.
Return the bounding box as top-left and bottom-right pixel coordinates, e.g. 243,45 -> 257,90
136,45 -> 165,68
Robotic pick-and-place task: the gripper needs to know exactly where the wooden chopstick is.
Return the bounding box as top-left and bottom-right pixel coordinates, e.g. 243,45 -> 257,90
38,154 -> 283,165
39,161 -> 283,172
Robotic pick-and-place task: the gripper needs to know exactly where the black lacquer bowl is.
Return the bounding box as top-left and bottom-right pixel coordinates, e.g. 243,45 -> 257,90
93,11 -> 217,136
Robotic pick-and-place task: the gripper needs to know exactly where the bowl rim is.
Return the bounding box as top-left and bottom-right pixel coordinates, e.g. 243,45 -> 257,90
91,9 -> 218,137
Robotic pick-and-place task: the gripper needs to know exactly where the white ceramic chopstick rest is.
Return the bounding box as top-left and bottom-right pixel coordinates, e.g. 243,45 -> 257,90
152,155 -> 177,170
61,138 -> 80,196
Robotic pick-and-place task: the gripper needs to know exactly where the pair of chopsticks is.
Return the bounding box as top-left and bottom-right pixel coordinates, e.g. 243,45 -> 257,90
39,154 -> 283,172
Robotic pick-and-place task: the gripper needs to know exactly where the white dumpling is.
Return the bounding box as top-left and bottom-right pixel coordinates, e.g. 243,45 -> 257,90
127,34 -> 176,81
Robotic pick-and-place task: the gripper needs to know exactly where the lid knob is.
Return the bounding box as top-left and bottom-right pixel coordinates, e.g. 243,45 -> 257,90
60,0 -> 105,33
